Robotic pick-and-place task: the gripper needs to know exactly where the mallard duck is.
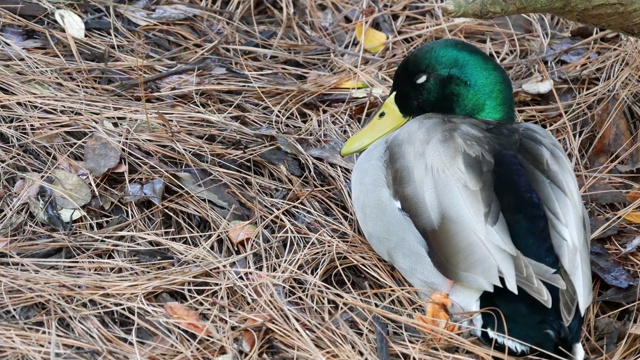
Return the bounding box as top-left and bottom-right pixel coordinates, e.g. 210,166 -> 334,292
341,39 -> 592,359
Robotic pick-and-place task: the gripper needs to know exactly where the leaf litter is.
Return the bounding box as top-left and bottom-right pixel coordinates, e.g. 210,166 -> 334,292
0,1 -> 640,359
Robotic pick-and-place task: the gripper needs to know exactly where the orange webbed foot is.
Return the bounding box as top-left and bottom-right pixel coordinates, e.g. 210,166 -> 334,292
415,291 -> 459,342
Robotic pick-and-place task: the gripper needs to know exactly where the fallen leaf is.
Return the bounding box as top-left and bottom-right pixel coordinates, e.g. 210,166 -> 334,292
618,236 -> 640,256
622,211 -> 640,223
304,144 -> 353,169
25,176 -> 70,230
54,9 -> 85,40
57,207 -> 86,222
49,169 -> 92,208
168,170 -> 251,221
334,80 -> 369,89
521,77 -> 553,95
258,148 -> 303,177
13,176 -> 39,207
350,87 -> 384,98
583,180 -> 628,205
228,221 -> 257,245
118,7 -> 152,26
0,211 -> 26,237
156,112 -> 171,129
355,22 -> 387,54
56,156 -> 86,177
240,315 -> 269,352
590,242 -> 637,288
164,302 -> 212,336
171,172 -> 229,208
109,163 -> 127,173
626,188 -> 640,202
543,38 -> 596,63
124,178 -> 165,205
2,27 -> 46,48
595,286 -> 640,303
147,4 -> 203,21
84,134 -> 121,176
590,215 -> 622,239
589,96 -> 633,168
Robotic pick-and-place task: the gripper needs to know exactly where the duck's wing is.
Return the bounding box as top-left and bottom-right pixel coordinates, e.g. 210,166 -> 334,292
385,115 -> 589,314
515,122 -> 592,321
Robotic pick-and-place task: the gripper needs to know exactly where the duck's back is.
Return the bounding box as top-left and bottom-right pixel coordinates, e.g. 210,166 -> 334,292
351,114 -> 591,357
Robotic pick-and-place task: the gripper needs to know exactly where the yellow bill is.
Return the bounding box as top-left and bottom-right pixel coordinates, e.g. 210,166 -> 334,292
340,92 -> 410,156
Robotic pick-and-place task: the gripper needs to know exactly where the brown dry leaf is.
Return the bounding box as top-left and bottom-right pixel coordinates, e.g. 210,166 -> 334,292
13,176 -> 39,207
590,96 -> 632,168
241,315 -> 269,352
355,22 -> 387,53
164,302 -> 212,336
56,156 -> 87,177
171,172 -> 229,208
258,148 -> 303,177
622,211 -> 640,223
156,112 -> 171,128
228,220 -> 257,245
304,144 -> 353,169
626,189 -> 640,202
49,169 -> 92,209
595,286 -> 640,304
169,170 -> 251,221
583,180 -> 628,205
84,134 -> 121,176
109,163 -> 127,173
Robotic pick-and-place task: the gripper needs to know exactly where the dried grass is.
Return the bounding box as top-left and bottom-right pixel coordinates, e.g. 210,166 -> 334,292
1,1 -> 639,359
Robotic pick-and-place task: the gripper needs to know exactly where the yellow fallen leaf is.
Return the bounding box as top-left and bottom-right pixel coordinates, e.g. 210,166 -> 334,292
622,211 -> 640,223
334,80 -> 369,89
355,22 -> 387,53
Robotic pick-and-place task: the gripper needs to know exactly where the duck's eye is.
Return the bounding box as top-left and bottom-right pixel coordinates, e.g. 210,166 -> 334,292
414,73 -> 428,85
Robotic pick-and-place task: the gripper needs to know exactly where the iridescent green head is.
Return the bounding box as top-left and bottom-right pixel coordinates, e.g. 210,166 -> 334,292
341,39 -> 515,156
391,39 -> 515,122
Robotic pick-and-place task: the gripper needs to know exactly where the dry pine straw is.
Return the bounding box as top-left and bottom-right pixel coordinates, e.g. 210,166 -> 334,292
0,0 -> 639,359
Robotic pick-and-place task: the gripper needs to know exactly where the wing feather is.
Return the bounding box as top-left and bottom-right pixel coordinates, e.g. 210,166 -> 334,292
516,123 -> 592,318
386,116 -> 559,305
